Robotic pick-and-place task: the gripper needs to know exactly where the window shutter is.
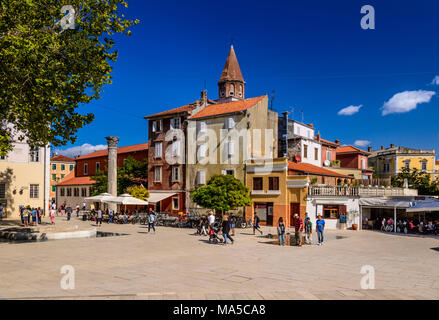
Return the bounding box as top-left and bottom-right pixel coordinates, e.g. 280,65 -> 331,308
227,117 -> 235,129
152,121 -> 157,132
170,118 -> 174,130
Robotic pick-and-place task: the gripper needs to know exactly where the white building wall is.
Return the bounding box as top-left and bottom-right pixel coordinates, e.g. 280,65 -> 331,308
306,197 -> 360,229
301,139 -> 322,167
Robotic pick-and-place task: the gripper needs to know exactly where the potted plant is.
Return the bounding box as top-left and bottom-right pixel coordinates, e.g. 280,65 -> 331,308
348,209 -> 360,230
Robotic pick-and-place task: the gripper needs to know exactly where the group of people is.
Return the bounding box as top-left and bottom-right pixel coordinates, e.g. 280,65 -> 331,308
198,211 -> 237,245
277,213 -> 326,246
19,206 -> 44,227
380,217 -> 439,234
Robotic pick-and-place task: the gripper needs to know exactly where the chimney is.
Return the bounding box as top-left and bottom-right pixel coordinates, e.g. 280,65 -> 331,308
335,139 -> 340,145
381,146 -> 384,150
368,146 -> 372,152
308,123 -> 314,128
316,133 -> 320,141
390,144 -> 395,148
281,112 -> 290,158
200,90 -> 207,106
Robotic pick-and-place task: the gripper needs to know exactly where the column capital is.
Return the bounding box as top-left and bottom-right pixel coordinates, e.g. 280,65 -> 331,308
105,136 -> 119,149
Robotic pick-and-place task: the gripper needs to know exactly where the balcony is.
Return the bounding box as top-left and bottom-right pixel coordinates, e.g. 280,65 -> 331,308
308,186 -> 418,197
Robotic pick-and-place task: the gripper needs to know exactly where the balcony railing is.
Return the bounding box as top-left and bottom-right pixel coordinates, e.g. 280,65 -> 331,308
308,186 -> 418,197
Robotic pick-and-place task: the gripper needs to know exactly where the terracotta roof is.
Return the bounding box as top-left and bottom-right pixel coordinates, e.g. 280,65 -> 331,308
145,103 -> 197,119
76,143 -> 148,160
336,146 -> 371,155
436,160 -> 439,165
288,162 -> 350,178
318,138 -> 339,147
51,154 -> 75,162
56,171 -> 96,186
189,95 -> 266,120
219,45 -> 244,83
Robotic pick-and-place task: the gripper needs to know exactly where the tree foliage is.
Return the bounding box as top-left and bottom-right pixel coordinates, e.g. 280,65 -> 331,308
192,174 -> 252,213
126,185 -> 149,200
0,0 -> 139,154
90,156 -> 147,196
391,167 -> 439,195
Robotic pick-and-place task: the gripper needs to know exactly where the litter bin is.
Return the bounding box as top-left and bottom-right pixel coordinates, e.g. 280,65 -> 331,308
82,214 -> 87,221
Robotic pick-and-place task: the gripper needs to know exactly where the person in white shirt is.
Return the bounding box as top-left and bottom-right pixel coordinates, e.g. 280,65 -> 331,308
208,212 -> 215,227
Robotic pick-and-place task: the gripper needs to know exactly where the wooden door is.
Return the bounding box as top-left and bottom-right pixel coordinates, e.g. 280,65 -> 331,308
290,203 -> 300,227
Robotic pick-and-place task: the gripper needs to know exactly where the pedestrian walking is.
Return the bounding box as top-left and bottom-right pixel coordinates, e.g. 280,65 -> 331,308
148,208 -> 156,233
50,206 -> 56,225
277,217 -> 286,246
23,206 -> 30,227
294,213 -> 303,247
37,207 -> 42,224
0,203 -> 3,221
31,208 -> 37,226
229,213 -> 237,236
304,216 -> 313,245
208,211 -> 215,228
76,205 -> 80,217
97,209 -> 103,226
199,215 -> 208,236
66,206 -> 72,221
316,215 -> 325,245
221,214 -> 234,245
108,209 -> 114,223
253,212 -> 263,235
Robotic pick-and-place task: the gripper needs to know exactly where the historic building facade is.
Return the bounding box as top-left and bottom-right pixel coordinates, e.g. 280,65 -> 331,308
369,145 -> 436,181
0,139 -> 50,217
50,154 -> 75,201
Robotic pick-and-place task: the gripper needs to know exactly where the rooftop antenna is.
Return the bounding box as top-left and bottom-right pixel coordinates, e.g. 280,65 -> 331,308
270,90 -> 275,110
299,110 -> 304,123
289,106 -> 295,120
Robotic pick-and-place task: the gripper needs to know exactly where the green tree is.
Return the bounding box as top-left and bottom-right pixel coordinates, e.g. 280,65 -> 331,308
89,156 -> 147,195
0,0 -> 139,154
391,167 -> 439,195
192,174 -> 252,214
126,185 -> 149,200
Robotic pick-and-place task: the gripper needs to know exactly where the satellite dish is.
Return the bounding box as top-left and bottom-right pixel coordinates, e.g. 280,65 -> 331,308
324,160 -> 330,167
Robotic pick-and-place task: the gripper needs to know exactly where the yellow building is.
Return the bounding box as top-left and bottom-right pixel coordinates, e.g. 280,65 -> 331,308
245,158 -> 309,227
0,141 -> 50,217
50,154 -> 75,201
369,145 -> 436,180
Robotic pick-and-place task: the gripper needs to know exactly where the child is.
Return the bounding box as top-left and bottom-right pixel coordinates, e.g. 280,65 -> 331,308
304,217 -> 313,245
277,217 -> 286,246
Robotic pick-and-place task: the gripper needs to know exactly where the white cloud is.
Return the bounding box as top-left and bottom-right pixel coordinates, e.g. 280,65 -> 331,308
338,105 -> 362,116
354,140 -> 371,147
431,76 -> 439,85
382,90 -> 435,116
54,143 -> 107,158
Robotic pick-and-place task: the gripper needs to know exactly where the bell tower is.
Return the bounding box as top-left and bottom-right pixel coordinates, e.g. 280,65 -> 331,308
218,45 -> 245,101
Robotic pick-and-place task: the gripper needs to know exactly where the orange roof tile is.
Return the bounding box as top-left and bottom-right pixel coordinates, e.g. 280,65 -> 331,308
288,162 -> 350,178
318,138 -> 339,146
51,154 -> 75,162
76,143 -> 148,160
336,146 -> 370,155
145,104 -> 196,119
57,174 -> 96,186
189,96 -> 266,120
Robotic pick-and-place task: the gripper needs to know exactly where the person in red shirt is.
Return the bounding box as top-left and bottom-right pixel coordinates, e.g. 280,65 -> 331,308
294,213 -> 303,247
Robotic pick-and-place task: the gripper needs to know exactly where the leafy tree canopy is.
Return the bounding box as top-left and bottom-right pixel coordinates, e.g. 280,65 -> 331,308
391,167 -> 439,195
192,174 -> 252,213
126,185 -> 149,200
0,0 -> 139,154
90,156 -> 147,196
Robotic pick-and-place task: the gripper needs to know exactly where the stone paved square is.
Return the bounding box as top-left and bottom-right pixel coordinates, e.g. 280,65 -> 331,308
1,216 -> 439,300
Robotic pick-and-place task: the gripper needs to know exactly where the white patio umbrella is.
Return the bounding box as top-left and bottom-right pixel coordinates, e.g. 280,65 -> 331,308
107,193 -> 148,205
84,193 -> 122,203
106,193 -> 148,213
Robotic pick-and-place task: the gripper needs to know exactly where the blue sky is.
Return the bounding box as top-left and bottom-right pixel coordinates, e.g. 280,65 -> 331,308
57,0 -> 439,157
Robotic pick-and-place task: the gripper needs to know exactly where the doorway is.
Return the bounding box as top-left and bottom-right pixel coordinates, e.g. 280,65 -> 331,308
290,203 -> 300,227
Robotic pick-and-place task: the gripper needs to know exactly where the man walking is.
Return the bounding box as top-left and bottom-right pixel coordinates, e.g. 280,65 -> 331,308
208,211 -> 215,228
148,208 -> 156,233
97,209 -> 103,226
76,205 -> 80,217
294,213 -> 303,247
253,212 -> 263,235
304,216 -> 313,245
316,215 -> 325,245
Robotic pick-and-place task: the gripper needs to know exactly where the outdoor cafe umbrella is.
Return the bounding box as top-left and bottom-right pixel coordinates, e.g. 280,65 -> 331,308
106,193 -> 148,212
84,193 -> 122,203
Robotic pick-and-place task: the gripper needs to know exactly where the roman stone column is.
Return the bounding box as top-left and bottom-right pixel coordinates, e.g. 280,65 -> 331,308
106,136 -> 119,211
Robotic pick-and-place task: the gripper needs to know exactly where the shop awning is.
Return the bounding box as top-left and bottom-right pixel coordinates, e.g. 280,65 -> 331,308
147,192 -> 177,204
406,200 -> 439,213
359,198 -> 412,208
